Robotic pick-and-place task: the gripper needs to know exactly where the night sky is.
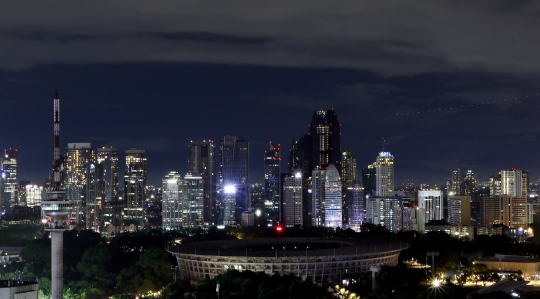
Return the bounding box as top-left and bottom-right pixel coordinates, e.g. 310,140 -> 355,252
2,1 -> 540,186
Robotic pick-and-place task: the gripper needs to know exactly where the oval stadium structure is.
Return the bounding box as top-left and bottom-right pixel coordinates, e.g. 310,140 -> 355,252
169,238 -> 407,284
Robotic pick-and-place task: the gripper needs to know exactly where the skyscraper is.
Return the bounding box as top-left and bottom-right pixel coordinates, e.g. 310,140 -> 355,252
63,143 -> 95,227
182,172 -> 204,228
375,152 -> 394,197
311,164 -> 342,228
162,171 -> 182,231
2,148 -> 18,210
501,169 -> 523,197
341,150 -> 356,225
96,146 -> 119,230
283,170 -> 303,227
347,181 -> 363,231
417,190 -> 443,222
448,195 -> 471,226
124,148 -> 147,227
264,142 -> 280,222
483,195 -> 527,227
187,140 -> 216,225
219,136 -> 249,224
308,110 -> 341,173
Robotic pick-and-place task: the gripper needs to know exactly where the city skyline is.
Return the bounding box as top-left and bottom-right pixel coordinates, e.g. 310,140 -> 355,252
2,2 -> 540,186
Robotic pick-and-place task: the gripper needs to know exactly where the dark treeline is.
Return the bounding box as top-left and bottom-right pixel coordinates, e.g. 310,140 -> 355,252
3,222 -> 540,298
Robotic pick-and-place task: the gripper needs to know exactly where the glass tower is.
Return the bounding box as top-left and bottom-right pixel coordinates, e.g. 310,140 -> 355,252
162,171 -> 182,230
219,136 -> 249,224
264,142 -> 280,222
124,148 -> 147,227
187,140 -> 216,226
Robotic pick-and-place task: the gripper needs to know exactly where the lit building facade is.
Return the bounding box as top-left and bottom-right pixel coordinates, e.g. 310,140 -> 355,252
341,151 -> 356,226
162,171 -> 182,231
366,196 -> 404,231
182,172 -> 204,228
447,195 -> 471,226
375,152 -> 394,197
95,146 -> 119,231
283,170 -> 303,227
347,181 -> 363,231
219,136 -> 249,224
501,169 -> 523,197
417,190 -> 443,222
63,143 -> 95,227
264,142 -> 281,223
188,140 -> 216,226
2,148 -> 18,210
483,195 -> 527,227
124,148 -> 147,227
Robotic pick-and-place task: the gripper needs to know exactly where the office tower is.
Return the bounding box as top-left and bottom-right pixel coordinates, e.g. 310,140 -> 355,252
41,90 -> 73,299
375,152 -> 394,197
393,204 -> 426,233
182,172 -> 204,228
483,195 -> 527,227
417,190 -> 443,222
288,137 -> 308,174
501,169 -> 523,197
219,136 -> 249,224
463,170 -> 476,196
490,174 -> 502,197
522,170 -> 529,197
162,171 -> 182,230
341,150 -> 356,225
449,168 -> 462,195
2,148 -> 18,210
366,196 -> 403,230
63,143 -> 95,227
362,163 -> 376,199
23,184 -> 43,208
448,195 -> 471,226
347,181 -> 363,231
96,146 -> 119,203
124,148 -> 147,227
311,168 -> 325,226
283,170 -> 303,227
187,140 -> 216,226
264,142 -> 281,222
308,110 -> 341,172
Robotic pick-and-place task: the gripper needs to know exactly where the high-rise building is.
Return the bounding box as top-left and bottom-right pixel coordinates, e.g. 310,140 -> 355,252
124,148 -> 147,227
162,171 -> 182,231
341,150 -> 356,225
188,140 -> 216,226
283,170 -> 303,227
219,136 -> 249,224
393,204 -> 426,233
23,184 -> 43,208
501,169 -> 523,197
347,181 -> 363,231
311,164 -> 342,228
2,148 -> 18,210
96,146 -> 119,231
448,195 -> 471,226
490,174 -> 502,197
463,170 -> 476,196
449,168 -> 462,195
264,142 -> 281,222
308,110 -> 341,172
63,143 -> 95,227
483,195 -> 527,227
362,163 -> 376,201
366,196 -> 404,231
375,152 -> 394,197
311,168 -> 325,226
417,190 -> 443,222
182,172 -> 204,228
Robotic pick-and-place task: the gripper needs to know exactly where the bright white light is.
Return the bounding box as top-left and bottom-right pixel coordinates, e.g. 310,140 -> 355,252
294,171 -> 302,178
216,225 -> 225,229
432,279 -> 441,287
224,185 -> 236,194
255,209 -> 262,217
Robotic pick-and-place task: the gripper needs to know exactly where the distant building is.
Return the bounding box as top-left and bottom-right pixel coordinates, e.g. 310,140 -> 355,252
64,143 -> 95,227
341,151 -> 357,225
187,140 -> 216,226
96,146 -> 119,231
283,170 -> 303,227
483,195 -> 527,227
448,195 -> 471,226
220,136 -> 249,224
264,142 -> 281,223
393,205 -> 426,233
417,190 -> 443,222
375,152 -> 394,197
1,148 -> 18,211
361,163 -> 376,199
312,164 -> 342,228
501,169 -> 523,197
182,172 -> 204,228
347,181 -> 363,231
162,171 -> 182,231
124,148 -> 147,227
366,196 -> 405,231
0,280 -> 38,299
241,210 -> 255,227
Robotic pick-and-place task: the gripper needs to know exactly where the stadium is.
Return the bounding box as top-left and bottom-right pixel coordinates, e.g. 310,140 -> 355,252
168,238 -> 407,284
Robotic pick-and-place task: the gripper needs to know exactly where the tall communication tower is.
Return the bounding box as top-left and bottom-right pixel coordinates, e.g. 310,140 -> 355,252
41,90 -> 73,299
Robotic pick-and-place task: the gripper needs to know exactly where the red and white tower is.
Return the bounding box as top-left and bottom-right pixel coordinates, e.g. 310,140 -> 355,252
41,90 -> 73,299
